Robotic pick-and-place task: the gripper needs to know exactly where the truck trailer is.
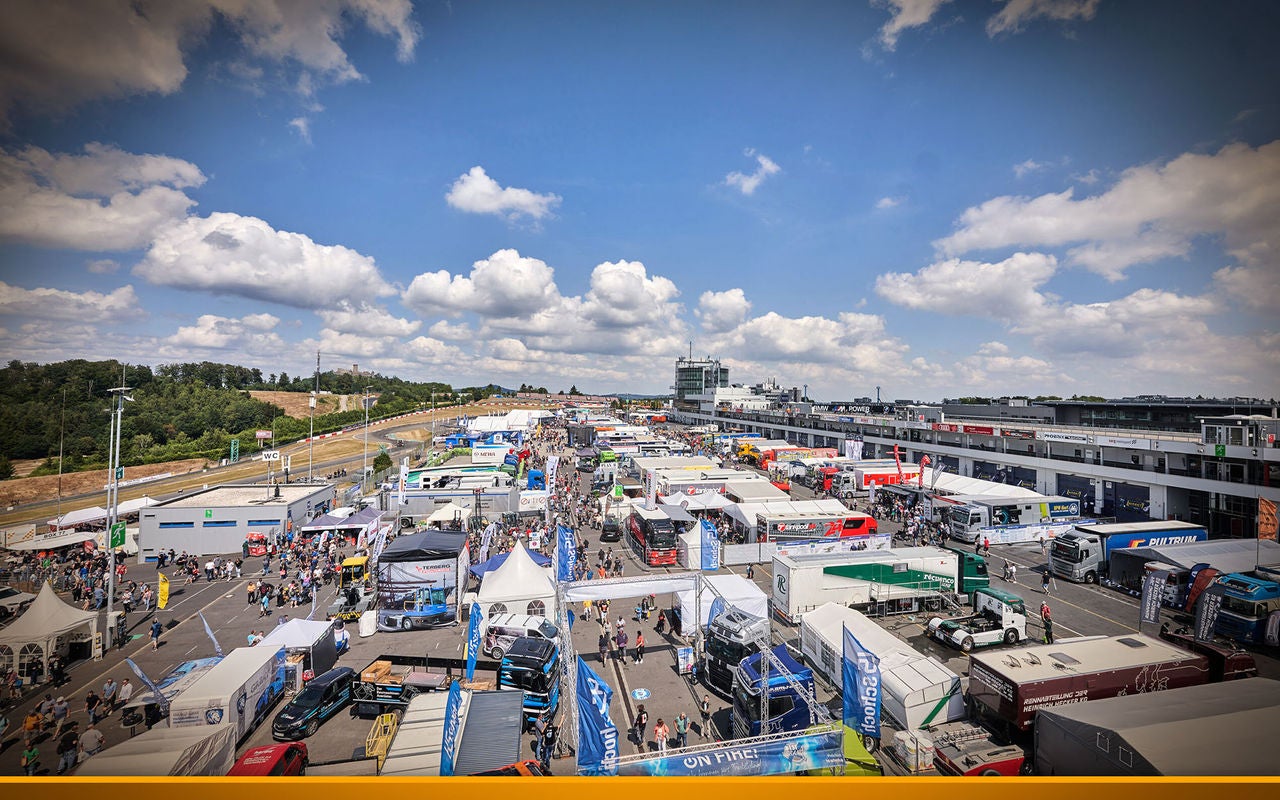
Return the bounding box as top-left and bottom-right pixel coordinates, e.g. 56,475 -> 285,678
167,646 -> 288,744
1048,520 -> 1208,584
947,495 -> 1085,545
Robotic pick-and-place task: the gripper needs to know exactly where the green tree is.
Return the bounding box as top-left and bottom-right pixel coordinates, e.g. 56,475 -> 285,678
372,451 -> 392,474
0,455 -> 13,480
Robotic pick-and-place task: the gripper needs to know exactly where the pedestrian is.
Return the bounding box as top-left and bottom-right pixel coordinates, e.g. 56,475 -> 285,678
616,629 -> 628,663
1041,601 -> 1054,644
260,593 -> 271,618
634,704 -> 649,745
653,718 -> 669,753
983,537 -> 990,556
150,617 -> 163,650
1039,534 -> 1047,555
615,616 -> 625,634
700,694 -> 712,739
22,709 -> 43,746
102,677 -> 118,715
746,563 -> 754,580
55,727 -> 79,775
85,686 -> 103,721
598,633 -> 609,664
118,678 -> 133,710
20,740 -> 39,776
247,581 -> 257,605
79,722 -> 105,758
1009,563 -> 1017,584
634,631 -> 645,664
655,609 -> 666,636
1041,570 -> 1051,595
674,712 -> 689,749
50,696 -> 70,738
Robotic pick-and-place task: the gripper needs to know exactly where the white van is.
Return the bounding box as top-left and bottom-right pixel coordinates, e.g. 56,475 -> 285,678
482,613 -> 559,659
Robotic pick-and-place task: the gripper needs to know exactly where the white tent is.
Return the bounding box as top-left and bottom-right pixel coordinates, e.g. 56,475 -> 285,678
117,496 -> 158,515
675,573 -> 768,631
47,505 -> 109,529
476,539 -> 557,620
74,722 -> 237,776
0,582 -> 99,683
924,469 -> 1041,498
257,618 -> 339,687
667,491 -> 732,511
427,502 -> 468,523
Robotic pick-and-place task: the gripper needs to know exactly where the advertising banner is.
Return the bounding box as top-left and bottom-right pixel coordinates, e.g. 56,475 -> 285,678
699,519 -> 721,571
556,524 -> 577,582
1140,569 -> 1167,626
1194,583 -> 1227,643
707,596 -> 727,630
842,627 -> 881,739
1260,497 -> 1278,542
465,603 -> 481,681
614,726 -> 845,776
398,459 -> 408,506
1096,435 -> 1152,448
198,611 -> 224,658
123,657 -> 171,714
962,425 -> 994,435
1037,431 -> 1091,443
439,680 -> 463,776
576,656 -> 619,776
1000,427 -> 1035,440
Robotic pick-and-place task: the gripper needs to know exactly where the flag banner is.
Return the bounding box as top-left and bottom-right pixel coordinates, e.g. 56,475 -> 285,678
1140,569 -> 1167,625
481,522 -> 498,549
124,657 -> 170,715
465,603 -> 482,681
157,572 -> 170,610
308,586 -> 317,620
645,468 -> 657,510
613,726 -> 844,776
198,611 -> 224,657
706,596 -> 726,630
1261,497 -> 1278,542
576,656 -> 619,776
398,459 -> 408,506
439,680 -> 463,776
699,519 -> 721,571
556,524 -> 577,583
1194,583 -> 1227,643
843,627 -> 881,739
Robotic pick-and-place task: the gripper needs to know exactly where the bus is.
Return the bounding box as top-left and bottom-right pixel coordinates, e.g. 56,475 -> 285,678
1213,573 -> 1280,646
626,506 -> 679,566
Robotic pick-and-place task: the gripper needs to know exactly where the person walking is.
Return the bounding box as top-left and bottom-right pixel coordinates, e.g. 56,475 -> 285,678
101,677 -> 118,716
1009,562 -> 1017,584
50,696 -> 70,739
674,712 -> 689,749
598,632 -> 609,664
55,727 -> 79,775
653,718 -> 670,753
247,581 -> 257,606
634,631 -> 645,664
84,689 -> 103,725
983,537 -> 990,556
259,592 -> 271,618
20,740 -> 40,776
78,722 -> 105,759
615,629 -> 628,664
746,563 -> 754,580
700,695 -> 712,740
633,704 -> 649,747
149,617 -> 163,650
1041,569 -> 1052,595
1041,601 -> 1054,644
117,678 -> 134,711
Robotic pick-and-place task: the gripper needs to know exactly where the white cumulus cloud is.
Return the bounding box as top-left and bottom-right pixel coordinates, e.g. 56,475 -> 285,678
136,211 -> 395,307
402,249 -> 560,317
316,302 -> 420,337
445,166 -> 561,222
874,252 -> 1058,319
696,289 -> 752,333
0,282 -> 141,322
580,260 -> 680,329
987,0 -> 1102,37
873,0 -> 952,51
165,312 -> 284,350
723,149 -> 781,196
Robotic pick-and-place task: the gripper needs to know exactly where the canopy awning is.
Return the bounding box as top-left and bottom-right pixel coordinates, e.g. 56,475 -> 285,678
47,505 -> 109,529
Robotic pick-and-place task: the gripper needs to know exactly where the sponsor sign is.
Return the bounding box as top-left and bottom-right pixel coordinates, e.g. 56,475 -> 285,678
255,430 -> 273,440
1195,584 -> 1227,643
1096,435 -> 1152,448
962,425 -> 995,435
699,519 -> 721,570
556,524 -> 577,582
1037,431 -> 1091,443
931,423 -> 960,432
1140,569 -> 1167,625
613,726 -> 844,776
465,603 -> 481,680
576,657 -> 619,776
439,680 -> 463,776
842,628 -> 881,739
1046,501 -> 1080,517
1000,427 -> 1035,440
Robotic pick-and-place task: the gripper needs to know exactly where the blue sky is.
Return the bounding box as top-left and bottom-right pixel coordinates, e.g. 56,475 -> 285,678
0,0 -> 1276,400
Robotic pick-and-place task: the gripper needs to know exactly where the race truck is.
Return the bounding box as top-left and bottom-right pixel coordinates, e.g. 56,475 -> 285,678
376,585 -> 452,631
926,587 -> 1027,652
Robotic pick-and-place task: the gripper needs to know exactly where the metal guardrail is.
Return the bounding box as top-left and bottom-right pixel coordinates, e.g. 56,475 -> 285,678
366,712 -> 399,771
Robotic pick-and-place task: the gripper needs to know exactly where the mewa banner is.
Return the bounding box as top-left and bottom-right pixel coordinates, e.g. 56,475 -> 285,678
576,656 -> 619,776
614,725 -> 844,776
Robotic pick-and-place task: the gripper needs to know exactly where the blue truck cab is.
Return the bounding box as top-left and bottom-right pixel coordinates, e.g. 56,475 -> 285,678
730,644 -> 816,738
1213,573 -> 1280,646
498,637 -> 562,730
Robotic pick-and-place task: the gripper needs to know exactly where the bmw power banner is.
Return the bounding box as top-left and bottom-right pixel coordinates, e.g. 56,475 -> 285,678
556,524 -> 577,583
439,679 -> 463,776
614,725 -> 844,776
464,603 -> 482,681
699,519 -> 721,571
842,627 -> 881,739
575,656 -> 619,776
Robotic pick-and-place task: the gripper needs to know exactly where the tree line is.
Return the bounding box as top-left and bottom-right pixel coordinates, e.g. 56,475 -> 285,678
0,359 -> 501,479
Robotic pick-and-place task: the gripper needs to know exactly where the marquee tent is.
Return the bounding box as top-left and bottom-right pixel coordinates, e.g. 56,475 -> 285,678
0,581 -> 100,682
47,506 -> 109,530
427,502 -> 469,524
375,530 -> 469,630
674,573 -> 767,631
469,548 -> 552,580
475,539 -> 557,620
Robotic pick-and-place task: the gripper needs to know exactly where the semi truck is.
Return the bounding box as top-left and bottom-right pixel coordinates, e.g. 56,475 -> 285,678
167,646 -> 288,744
947,495 -> 1084,545
496,637 -> 562,730
772,546 -> 989,622
755,509 -> 878,542
1048,520 -> 1208,584
928,632 -> 1257,776
926,587 -> 1028,652
730,644 -> 819,738
704,607 -> 772,695
376,585 -> 452,631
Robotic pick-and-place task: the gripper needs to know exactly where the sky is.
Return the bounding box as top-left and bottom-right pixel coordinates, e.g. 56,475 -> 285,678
0,0 -> 1277,402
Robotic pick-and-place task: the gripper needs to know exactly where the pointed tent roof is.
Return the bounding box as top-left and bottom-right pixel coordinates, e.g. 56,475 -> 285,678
427,502 -> 468,523
476,539 -> 554,604
0,581 -> 99,644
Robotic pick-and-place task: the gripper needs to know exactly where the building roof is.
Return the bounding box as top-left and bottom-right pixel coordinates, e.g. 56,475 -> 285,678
156,483 -> 329,509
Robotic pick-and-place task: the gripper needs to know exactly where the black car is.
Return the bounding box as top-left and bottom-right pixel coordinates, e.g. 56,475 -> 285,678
271,666 -> 355,740
599,519 -> 623,542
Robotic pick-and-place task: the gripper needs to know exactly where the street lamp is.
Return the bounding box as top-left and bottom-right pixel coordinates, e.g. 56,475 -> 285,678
362,386 -> 371,493
309,351 -> 319,482
105,383 -> 133,643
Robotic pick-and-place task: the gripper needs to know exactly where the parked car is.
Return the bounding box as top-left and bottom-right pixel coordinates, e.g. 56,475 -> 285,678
599,519 -> 623,542
0,586 -> 35,620
228,742 -> 309,776
271,666 -> 355,740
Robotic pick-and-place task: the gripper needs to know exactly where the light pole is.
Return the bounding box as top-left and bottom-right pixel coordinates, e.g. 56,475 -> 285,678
105,383 -> 133,643
309,351 -> 319,482
362,386 -> 371,493
430,390 -> 436,451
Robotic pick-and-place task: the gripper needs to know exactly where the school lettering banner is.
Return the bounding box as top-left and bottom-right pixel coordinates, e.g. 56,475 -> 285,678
576,656 -> 619,776
614,725 -> 844,776
842,627 -> 881,739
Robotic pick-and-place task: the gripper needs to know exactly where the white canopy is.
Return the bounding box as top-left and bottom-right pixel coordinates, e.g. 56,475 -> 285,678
117,496 -> 157,515
724,498 -> 851,529
258,618 -> 336,649
925,469 -> 1042,498
47,505 -> 109,529
0,582 -> 100,679
666,491 -> 733,511
427,502 -> 469,523
74,722 -> 237,776
675,573 -> 768,630
476,539 -> 557,618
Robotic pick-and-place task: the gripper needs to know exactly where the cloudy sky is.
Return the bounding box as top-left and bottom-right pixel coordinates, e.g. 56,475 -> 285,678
1,1 -> 1277,400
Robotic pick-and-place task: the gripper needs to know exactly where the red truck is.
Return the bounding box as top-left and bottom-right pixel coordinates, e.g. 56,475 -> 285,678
928,631 -> 1256,776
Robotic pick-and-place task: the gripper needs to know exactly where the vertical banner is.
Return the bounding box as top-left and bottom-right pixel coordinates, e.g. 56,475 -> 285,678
124,657 -> 170,715
699,519 -> 721,571
556,524 -> 577,583
464,603 -> 481,681
398,458 -> 408,506
1194,583 -> 1227,643
1260,497 -> 1278,542
157,572 -> 170,610
1140,569 -> 1168,625
842,627 -> 881,739
645,468 -> 657,510
843,440 -> 856,459
198,611 -> 224,657
439,679 -> 463,776
575,656 -> 619,776
707,596 -> 726,630
853,440 -> 864,461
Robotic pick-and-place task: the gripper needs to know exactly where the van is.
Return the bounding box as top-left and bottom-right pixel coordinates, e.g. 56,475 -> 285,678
483,613 -> 559,660
271,666 -> 355,740
227,742 -> 309,776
